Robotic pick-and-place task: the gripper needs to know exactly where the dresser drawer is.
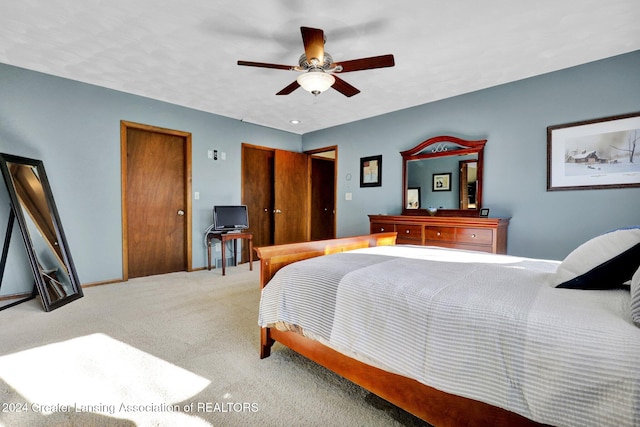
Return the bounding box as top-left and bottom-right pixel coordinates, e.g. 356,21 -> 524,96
425,227 -> 455,242
371,222 -> 393,233
456,228 -> 493,245
396,224 -> 422,242
425,227 -> 493,245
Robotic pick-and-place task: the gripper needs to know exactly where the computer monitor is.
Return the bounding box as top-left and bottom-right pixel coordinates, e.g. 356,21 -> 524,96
213,205 -> 249,232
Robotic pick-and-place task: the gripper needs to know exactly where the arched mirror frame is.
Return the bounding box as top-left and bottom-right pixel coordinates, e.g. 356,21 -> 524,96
401,135 -> 487,217
0,153 -> 83,311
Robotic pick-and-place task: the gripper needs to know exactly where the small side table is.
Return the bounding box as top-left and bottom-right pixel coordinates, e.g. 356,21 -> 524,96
207,231 -> 253,275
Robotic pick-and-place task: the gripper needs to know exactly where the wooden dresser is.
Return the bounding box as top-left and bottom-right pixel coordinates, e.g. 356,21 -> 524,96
369,215 -> 510,254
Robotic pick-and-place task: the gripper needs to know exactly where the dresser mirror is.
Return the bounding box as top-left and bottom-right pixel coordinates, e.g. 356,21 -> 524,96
401,136 -> 486,216
0,153 -> 83,311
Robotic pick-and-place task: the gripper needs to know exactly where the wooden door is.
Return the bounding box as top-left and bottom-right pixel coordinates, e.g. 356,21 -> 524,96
274,150 -> 310,245
310,156 -> 336,240
121,121 -> 192,279
242,144 -> 274,252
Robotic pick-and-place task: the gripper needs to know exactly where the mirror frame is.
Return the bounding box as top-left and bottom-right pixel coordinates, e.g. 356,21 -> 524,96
0,153 -> 83,311
401,135 -> 487,217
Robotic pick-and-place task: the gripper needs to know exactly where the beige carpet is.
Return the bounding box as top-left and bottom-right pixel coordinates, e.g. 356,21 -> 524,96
0,264 -> 430,427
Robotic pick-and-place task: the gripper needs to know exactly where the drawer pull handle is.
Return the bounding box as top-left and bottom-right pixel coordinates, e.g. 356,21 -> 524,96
436,232 -> 441,236
471,234 -> 476,238
405,230 -> 410,234
380,227 -> 385,231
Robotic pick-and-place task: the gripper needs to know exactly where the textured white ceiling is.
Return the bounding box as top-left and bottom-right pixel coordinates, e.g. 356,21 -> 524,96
1,0 -> 639,134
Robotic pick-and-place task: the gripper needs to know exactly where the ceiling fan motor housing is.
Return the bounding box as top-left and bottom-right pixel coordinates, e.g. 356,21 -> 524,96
299,52 -> 335,70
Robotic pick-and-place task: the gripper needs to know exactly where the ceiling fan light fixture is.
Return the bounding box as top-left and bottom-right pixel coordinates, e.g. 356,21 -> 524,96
297,70 -> 335,96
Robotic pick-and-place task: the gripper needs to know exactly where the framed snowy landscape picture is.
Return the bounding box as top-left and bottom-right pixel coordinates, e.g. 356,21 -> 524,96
547,112 -> 640,191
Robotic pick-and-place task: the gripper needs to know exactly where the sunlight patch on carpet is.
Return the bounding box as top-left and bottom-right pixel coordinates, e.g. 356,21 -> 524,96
0,333 -> 211,426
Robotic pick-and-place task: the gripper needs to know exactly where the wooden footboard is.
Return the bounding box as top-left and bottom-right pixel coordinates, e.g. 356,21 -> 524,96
254,232 -> 398,289
254,233 -> 549,427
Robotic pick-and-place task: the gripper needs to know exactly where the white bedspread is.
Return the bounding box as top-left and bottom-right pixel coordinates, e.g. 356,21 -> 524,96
258,245 -> 640,427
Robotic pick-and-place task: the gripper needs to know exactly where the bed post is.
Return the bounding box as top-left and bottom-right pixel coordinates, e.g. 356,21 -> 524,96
260,327 -> 275,359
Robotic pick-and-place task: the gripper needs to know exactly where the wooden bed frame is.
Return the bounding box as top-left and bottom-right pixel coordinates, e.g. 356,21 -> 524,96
255,233 -> 549,427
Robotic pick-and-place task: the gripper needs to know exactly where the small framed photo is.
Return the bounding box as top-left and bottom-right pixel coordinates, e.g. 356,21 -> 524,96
432,173 -> 451,191
406,187 -> 421,209
547,111 -> 640,191
480,208 -> 490,217
360,155 -> 382,187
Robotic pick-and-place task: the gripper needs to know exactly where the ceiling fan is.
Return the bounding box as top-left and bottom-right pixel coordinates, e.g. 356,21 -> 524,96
237,26 -> 395,97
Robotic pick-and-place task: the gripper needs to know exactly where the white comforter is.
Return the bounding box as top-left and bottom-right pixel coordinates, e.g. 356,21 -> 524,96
258,245 -> 640,427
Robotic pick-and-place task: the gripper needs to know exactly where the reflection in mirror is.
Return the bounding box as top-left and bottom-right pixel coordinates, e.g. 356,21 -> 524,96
0,154 -> 83,311
406,187 -> 421,209
459,160 -> 477,209
407,154 -> 478,209
401,136 -> 486,216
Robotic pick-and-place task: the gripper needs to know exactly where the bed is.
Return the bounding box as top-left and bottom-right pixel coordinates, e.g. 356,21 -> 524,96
255,230 -> 640,427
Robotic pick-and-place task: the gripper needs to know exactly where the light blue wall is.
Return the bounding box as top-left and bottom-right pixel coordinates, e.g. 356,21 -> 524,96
0,51 -> 638,292
302,50 -> 640,260
0,63 -> 301,287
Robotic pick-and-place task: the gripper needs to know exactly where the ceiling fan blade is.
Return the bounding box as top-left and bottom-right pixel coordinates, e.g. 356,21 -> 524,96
331,76 -> 360,97
276,80 -> 300,95
332,54 -> 395,73
300,26 -> 325,65
237,60 -> 294,71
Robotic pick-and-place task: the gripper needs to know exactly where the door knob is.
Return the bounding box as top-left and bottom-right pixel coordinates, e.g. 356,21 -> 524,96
177,210 -> 185,216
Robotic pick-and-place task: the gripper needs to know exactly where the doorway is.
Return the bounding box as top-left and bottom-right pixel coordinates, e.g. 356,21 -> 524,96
307,147 -> 336,241
242,144 -> 337,255
121,121 -> 192,279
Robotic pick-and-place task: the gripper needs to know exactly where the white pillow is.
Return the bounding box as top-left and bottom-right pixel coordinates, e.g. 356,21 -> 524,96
631,267 -> 640,327
552,227 -> 640,289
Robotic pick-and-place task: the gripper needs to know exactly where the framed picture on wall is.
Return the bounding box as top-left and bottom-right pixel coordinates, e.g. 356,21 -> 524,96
432,173 -> 451,191
360,155 -> 382,187
547,111 -> 640,191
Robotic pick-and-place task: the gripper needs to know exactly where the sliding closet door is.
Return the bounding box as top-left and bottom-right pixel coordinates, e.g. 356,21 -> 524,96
274,149 -> 310,244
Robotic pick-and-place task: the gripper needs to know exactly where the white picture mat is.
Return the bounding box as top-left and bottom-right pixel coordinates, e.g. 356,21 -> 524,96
549,115 -> 640,189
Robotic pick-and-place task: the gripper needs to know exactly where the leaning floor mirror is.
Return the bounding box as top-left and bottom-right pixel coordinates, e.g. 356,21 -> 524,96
0,153 -> 83,311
